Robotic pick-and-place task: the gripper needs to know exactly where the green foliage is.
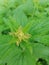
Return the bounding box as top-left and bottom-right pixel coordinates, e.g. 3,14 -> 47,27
0,0 -> 49,65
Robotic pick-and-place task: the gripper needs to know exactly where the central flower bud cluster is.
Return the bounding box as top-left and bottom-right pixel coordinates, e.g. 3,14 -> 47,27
10,26 -> 31,46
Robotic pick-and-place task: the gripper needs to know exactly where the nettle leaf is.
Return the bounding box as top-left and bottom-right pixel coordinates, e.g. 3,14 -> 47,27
0,0 -> 49,65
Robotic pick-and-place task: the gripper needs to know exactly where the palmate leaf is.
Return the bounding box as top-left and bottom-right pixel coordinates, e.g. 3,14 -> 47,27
33,35 -> 49,46
0,41 -> 36,65
24,16 -> 49,38
0,0 -> 49,65
28,17 -> 49,35
33,43 -> 49,65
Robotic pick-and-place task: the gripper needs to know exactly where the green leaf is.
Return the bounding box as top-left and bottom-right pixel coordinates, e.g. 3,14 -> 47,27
33,35 -> 49,46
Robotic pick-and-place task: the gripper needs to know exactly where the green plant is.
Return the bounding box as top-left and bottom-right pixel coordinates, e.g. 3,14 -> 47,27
0,0 -> 49,65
